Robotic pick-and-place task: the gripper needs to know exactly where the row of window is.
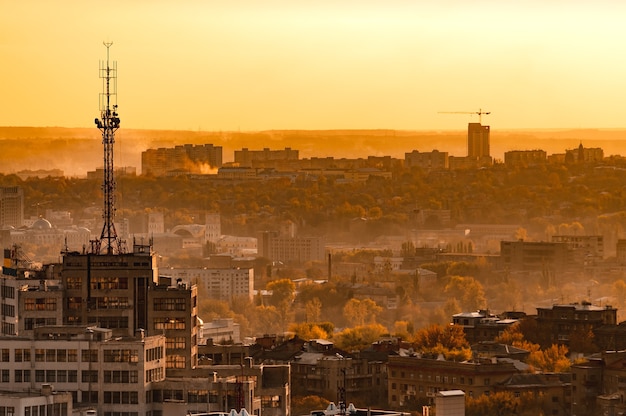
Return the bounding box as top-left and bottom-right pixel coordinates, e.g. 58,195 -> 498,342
24,298 -> 57,311
25,317 -> 57,330
4,348 -> 146,364
153,297 -> 186,311
103,349 -> 139,363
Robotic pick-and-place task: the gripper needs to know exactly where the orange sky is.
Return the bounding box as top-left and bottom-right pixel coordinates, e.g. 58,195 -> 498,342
2,1 -> 626,132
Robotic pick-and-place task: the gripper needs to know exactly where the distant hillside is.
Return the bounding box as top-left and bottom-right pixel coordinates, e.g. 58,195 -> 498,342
0,126 -> 625,177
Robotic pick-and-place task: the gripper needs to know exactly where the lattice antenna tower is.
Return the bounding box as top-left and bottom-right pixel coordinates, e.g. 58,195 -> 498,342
94,42 -> 121,255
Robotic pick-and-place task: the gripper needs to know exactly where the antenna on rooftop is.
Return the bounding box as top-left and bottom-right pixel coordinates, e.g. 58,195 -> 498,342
93,42 -> 122,255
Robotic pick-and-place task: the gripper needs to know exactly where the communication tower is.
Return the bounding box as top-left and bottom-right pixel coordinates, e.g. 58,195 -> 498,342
93,42 -> 122,254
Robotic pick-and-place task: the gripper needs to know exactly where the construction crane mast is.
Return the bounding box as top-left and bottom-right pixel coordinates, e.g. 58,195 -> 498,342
439,108 -> 491,124
93,42 -> 122,255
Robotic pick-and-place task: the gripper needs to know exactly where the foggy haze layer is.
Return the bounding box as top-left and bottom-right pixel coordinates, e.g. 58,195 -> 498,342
1,127 -> 624,177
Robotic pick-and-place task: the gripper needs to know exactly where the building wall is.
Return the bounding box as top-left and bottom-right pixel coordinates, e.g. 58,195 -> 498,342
0,187 -> 24,228
387,356 -> 520,407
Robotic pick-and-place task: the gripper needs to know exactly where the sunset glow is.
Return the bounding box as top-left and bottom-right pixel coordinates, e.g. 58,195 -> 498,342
2,1 -> 626,131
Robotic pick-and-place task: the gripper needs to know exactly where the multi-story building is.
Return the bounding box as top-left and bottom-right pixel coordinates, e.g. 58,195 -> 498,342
504,149 -> 547,167
289,340 -> 387,408
565,142 -> 604,164
493,373 -> 572,415
451,310 -> 520,344
0,186 -> 23,229
164,267 -> 254,302
234,147 -> 299,167
387,355 -> 522,408
142,144 -> 223,176
467,123 -> 490,158
551,234 -> 604,264
60,242 -> 158,338
0,325 -> 167,414
205,213 -> 221,243
404,150 -> 449,171
536,302 -> 617,349
0,385 -> 73,416
258,234 -> 326,264
149,278 -> 198,371
499,240 -> 575,273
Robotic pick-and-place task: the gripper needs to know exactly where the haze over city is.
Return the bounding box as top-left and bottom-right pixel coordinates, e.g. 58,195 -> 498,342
3,1 -> 626,132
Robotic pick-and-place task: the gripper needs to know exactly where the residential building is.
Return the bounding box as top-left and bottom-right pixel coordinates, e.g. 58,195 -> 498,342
387,355 -> 523,408
0,187 -> 23,229
499,240 -> 575,273
467,123 -> 490,158
404,150 -> 448,171
164,267 -> 254,302
536,302 -> 617,349
493,373 -> 572,416
451,310 -> 520,344
504,150 -> 547,167
0,325 -> 167,414
0,385 -> 73,416
258,235 -> 326,264
234,147 -> 299,167
552,234 -> 604,263
142,144 -> 223,176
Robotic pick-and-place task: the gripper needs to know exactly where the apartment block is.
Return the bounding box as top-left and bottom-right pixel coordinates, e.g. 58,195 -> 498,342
0,187 -> 24,228
142,144 -> 223,176
164,267 -> 254,302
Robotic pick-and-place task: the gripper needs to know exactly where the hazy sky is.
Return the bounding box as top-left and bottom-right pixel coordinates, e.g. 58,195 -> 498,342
2,1 -> 626,131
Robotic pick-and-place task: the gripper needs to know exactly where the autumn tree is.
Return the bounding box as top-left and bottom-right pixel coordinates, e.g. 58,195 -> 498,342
343,298 -> 383,327
412,324 -> 469,353
266,279 -> 296,331
528,344 -> 571,373
443,275 -> 487,311
466,391 -> 544,416
333,323 -> 387,351
288,322 -> 332,340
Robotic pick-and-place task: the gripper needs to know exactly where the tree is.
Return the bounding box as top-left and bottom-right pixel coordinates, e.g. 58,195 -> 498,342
305,298 -> 322,323
288,322 -> 331,340
527,344 -> 571,373
343,298 -> 382,327
443,276 -> 487,311
333,323 -> 387,351
466,391 -> 544,416
291,395 -> 330,416
412,324 -> 469,351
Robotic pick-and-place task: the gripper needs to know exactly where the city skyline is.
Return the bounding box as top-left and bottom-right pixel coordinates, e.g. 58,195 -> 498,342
3,1 -> 626,132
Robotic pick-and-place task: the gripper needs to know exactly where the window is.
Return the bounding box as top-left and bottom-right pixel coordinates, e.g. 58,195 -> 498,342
68,349 -> 77,362
67,297 -> 82,310
153,317 -> 186,330
1,349 -> 8,362
166,337 -> 186,350
188,390 -> 208,403
81,349 -> 98,362
104,349 -> 139,363
35,349 -> 45,362
154,298 -> 186,311
166,355 -> 186,369
46,370 -> 56,383
57,349 -> 67,362
82,370 -> 98,383
1,369 -> 9,382
46,349 -> 56,362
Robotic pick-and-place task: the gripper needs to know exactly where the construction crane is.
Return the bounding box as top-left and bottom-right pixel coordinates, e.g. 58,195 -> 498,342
439,108 -> 491,124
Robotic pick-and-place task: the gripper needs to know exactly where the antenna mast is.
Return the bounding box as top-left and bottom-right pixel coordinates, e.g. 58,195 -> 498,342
94,42 -> 121,255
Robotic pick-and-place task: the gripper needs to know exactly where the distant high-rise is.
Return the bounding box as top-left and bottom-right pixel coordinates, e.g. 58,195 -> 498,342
0,186 -> 24,228
467,122 -> 490,158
